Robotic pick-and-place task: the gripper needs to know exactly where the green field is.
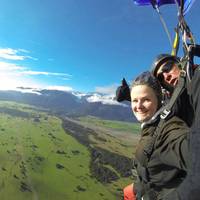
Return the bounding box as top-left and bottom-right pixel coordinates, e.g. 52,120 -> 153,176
78,116 -> 140,133
76,116 -> 140,158
0,101 -> 138,200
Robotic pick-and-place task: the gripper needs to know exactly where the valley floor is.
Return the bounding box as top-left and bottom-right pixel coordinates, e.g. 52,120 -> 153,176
0,102 -> 140,200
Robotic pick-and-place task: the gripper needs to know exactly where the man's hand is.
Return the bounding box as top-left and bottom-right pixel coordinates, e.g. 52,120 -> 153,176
115,78 -> 131,102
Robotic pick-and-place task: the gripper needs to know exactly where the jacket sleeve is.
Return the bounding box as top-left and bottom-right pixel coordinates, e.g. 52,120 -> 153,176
162,67 -> 200,200
172,89 -> 194,127
155,117 -> 189,171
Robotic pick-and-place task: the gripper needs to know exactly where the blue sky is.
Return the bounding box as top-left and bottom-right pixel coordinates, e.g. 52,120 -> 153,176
0,0 -> 199,94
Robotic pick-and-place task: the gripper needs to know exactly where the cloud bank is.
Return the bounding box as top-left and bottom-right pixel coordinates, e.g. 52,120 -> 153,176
0,47 -> 73,90
0,48 -> 37,61
95,84 -> 118,95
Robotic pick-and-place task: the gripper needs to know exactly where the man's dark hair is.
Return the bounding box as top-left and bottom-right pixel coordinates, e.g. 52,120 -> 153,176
151,54 -> 180,77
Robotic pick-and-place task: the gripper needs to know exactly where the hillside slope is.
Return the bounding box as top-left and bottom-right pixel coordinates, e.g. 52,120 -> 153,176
0,101 -> 139,200
0,89 -> 135,122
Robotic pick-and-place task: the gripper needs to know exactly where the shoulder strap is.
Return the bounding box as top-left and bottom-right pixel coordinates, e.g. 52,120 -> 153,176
133,120 -> 164,184
143,120 -> 165,163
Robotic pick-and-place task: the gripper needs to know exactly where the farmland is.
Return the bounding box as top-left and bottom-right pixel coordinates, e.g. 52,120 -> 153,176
0,101 -> 140,200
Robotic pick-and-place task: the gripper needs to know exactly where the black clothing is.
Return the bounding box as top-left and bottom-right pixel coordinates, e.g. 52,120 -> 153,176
171,88 -> 194,127
164,67 -> 200,200
134,116 -> 189,200
177,67 -> 200,200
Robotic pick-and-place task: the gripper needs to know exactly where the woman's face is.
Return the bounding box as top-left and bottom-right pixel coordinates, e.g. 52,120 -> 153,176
131,85 -> 158,123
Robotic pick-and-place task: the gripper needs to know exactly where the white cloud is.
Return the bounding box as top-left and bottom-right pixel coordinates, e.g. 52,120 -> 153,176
14,85 -> 74,95
72,91 -> 87,98
0,61 -> 73,91
0,48 -> 37,61
25,56 -> 38,61
0,61 -> 72,79
45,86 -> 73,92
89,84 -> 129,106
17,49 -> 30,53
0,71 -> 74,93
0,61 -> 26,71
0,47 -> 73,92
20,70 -> 72,78
16,85 -> 74,93
95,84 -> 118,95
0,72 -> 42,90
15,87 -> 42,95
86,93 -> 128,107
61,77 -> 71,81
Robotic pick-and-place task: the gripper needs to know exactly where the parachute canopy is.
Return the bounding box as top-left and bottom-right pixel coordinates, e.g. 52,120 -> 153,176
133,0 -> 195,14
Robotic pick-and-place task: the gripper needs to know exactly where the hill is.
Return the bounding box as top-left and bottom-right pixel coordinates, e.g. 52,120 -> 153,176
0,88 -> 135,122
0,101 -> 140,200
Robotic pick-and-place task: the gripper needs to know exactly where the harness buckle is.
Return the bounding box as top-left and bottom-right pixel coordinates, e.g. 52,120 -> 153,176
180,69 -> 186,77
160,109 -> 171,119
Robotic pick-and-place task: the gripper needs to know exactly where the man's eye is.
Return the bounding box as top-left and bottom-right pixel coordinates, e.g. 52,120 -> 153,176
132,99 -> 138,103
144,98 -> 150,102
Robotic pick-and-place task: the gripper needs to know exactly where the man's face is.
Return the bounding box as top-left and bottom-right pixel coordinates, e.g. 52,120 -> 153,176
156,61 -> 180,87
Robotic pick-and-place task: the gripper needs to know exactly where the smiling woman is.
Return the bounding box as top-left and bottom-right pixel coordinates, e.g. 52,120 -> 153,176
124,71 -> 189,200
130,71 -> 162,123
131,84 -> 158,122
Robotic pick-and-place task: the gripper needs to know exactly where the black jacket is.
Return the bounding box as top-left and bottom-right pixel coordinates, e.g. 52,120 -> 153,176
166,67 -> 200,200
171,88 -> 194,127
134,116 -> 189,200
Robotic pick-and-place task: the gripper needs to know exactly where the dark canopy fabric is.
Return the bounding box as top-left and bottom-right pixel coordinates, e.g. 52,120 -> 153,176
133,0 -> 195,15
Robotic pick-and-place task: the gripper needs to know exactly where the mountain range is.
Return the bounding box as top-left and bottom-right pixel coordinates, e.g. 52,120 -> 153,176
0,87 -> 135,122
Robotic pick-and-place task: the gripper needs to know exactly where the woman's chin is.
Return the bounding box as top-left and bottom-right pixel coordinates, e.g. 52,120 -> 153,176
136,115 -> 151,123
137,117 -> 148,123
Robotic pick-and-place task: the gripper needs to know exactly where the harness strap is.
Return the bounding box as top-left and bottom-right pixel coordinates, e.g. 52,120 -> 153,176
171,27 -> 180,56
132,124 -> 162,198
143,120 -> 164,160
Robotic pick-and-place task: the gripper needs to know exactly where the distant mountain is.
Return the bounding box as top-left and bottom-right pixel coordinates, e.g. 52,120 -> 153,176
0,88 -> 135,122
